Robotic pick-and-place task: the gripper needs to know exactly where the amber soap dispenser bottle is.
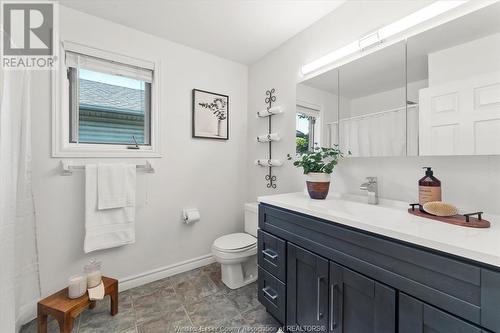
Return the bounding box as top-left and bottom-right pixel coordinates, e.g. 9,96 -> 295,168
419,167 -> 441,211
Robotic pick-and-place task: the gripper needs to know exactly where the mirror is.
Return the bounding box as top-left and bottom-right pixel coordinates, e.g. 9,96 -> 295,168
339,41 -> 407,157
296,69 -> 339,154
407,2 -> 500,156
296,2 -> 500,157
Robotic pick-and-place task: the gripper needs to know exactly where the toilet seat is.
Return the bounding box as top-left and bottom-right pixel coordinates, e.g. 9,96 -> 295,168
211,244 -> 257,262
213,233 -> 257,253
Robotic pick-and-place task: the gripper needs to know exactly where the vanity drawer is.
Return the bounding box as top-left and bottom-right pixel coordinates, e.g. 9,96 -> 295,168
258,266 -> 286,324
258,229 -> 286,282
260,204 -> 483,326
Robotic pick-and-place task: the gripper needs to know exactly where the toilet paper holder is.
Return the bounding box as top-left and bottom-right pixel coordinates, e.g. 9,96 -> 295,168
182,208 -> 200,224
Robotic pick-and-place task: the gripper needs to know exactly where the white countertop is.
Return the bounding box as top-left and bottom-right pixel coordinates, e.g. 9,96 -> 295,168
258,192 -> 500,268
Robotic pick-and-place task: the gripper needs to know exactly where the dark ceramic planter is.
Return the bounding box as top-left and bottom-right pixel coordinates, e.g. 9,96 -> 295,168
305,172 -> 331,200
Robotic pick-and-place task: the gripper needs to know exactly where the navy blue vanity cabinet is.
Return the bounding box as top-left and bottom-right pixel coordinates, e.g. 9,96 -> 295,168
329,262 -> 396,332
257,229 -> 287,324
286,243 -> 396,332
257,203 -> 500,332
287,243 -> 329,331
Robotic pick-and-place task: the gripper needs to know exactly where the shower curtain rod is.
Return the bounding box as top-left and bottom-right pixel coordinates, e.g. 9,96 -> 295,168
326,103 -> 419,124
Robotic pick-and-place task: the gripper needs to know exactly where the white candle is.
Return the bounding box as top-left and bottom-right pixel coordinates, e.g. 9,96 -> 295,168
68,275 -> 87,299
87,270 -> 102,288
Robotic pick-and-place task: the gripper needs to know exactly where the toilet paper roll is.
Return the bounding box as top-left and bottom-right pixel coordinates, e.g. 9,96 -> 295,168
183,209 -> 200,224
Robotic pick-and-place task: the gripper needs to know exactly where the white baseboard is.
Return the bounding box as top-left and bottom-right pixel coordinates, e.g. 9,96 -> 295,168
118,253 -> 215,291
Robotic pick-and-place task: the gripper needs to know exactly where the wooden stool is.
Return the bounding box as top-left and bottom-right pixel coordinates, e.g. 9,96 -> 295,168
37,276 -> 118,333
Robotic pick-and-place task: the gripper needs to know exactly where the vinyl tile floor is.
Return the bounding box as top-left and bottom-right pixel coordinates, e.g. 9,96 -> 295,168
21,263 -> 280,333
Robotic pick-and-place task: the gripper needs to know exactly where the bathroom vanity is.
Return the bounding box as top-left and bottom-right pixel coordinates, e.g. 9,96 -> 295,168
257,193 -> 500,332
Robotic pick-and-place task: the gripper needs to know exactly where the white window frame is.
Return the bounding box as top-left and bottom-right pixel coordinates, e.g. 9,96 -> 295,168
52,41 -> 161,157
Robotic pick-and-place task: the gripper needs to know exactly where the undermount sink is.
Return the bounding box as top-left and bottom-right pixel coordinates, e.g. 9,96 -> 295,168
307,193 -> 409,224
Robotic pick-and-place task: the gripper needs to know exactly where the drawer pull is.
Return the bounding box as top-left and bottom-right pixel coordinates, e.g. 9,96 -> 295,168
262,249 -> 278,260
262,286 -> 278,300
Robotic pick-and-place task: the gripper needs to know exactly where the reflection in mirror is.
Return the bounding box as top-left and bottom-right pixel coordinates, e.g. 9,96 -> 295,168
338,41 -> 407,157
296,69 -> 339,154
408,2 -> 500,156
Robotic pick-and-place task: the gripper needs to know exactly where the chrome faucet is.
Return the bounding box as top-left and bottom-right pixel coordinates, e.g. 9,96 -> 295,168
360,177 -> 378,205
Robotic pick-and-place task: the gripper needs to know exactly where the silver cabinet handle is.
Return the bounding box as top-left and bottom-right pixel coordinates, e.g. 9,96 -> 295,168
330,284 -> 335,331
330,283 -> 339,331
317,276 -> 324,321
262,286 -> 278,300
262,249 -> 278,260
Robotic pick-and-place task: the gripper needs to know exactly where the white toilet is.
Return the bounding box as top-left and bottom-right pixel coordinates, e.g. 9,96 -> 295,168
211,202 -> 258,289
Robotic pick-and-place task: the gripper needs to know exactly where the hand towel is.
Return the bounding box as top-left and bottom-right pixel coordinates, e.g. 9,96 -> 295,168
88,282 -> 105,301
84,164 -> 136,253
98,163 -> 127,209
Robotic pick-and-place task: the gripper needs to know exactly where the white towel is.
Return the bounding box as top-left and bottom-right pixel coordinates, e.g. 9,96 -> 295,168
98,163 -> 127,210
85,164 -> 136,253
88,282 -> 105,301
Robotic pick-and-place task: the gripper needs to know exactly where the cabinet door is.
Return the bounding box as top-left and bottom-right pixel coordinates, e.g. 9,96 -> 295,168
287,243 -> 329,331
329,262 -> 396,333
399,293 -> 484,333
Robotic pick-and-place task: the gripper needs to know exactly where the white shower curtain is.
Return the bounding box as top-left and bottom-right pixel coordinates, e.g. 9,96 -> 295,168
0,69 -> 41,332
339,106 -> 418,157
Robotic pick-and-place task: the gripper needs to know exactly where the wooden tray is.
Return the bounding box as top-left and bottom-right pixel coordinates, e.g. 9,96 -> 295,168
408,208 -> 490,228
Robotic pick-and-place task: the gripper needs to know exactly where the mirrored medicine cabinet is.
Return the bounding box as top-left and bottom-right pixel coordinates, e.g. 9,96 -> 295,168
296,2 -> 500,157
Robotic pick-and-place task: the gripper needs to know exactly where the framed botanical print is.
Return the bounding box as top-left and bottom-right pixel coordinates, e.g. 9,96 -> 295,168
192,89 -> 229,140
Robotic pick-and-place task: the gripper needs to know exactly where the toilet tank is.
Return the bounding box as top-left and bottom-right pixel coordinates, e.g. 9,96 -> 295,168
244,202 -> 259,237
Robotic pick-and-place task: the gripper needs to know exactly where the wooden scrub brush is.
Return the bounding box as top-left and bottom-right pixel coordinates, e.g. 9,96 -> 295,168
423,201 -> 458,217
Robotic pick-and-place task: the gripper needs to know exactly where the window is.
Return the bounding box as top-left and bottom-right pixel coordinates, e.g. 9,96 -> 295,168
296,104 -> 320,154
52,42 -> 160,157
67,52 -> 152,146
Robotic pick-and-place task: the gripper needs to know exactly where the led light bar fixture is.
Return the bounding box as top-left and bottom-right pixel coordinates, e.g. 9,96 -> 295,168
301,1 -> 468,75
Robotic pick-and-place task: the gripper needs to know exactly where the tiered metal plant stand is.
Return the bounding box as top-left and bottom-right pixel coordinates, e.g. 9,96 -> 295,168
256,88 -> 281,189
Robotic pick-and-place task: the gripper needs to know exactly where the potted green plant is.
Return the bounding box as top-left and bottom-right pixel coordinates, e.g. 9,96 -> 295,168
288,145 -> 349,200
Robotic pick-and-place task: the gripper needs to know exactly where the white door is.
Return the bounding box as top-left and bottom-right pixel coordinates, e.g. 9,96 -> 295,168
419,72 -> 500,155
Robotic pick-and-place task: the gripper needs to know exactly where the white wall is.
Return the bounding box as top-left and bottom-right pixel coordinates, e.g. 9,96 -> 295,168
429,33 -> 500,86
31,6 -> 248,296
247,1 -> 500,215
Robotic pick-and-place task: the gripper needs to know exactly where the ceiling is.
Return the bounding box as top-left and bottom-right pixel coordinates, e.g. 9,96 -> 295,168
59,0 -> 344,65
303,2 -> 500,98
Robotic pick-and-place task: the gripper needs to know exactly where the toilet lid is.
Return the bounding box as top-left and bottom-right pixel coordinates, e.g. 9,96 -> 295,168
213,233 -> 257,251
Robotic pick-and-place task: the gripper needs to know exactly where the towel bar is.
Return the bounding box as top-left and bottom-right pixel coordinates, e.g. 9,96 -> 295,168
60,160 -> 154,176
